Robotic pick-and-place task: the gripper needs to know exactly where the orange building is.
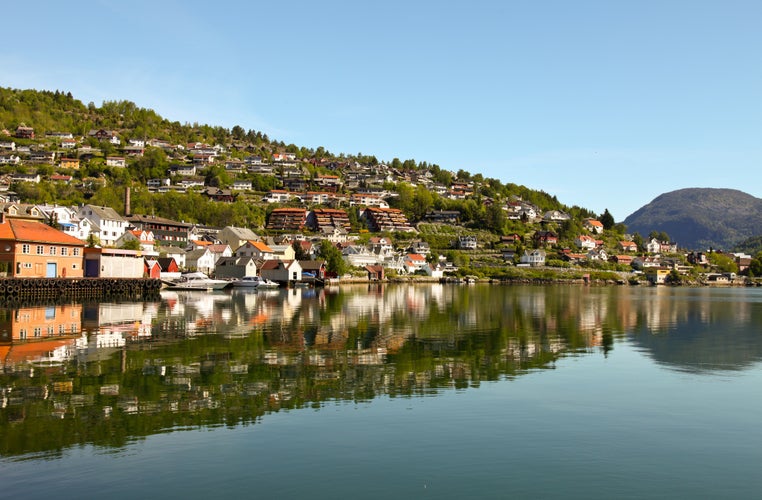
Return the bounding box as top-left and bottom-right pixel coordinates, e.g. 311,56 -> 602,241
0,215 -> 85,277
0,304 -> 83,368
0,304 -> 83,342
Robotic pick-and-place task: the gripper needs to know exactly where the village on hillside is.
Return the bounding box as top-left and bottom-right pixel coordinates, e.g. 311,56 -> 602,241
0,121 -> 757,286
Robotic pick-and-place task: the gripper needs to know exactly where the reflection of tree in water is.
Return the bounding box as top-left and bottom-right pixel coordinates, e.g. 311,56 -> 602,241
6,285 -> 756,456
628,289 -> 762,373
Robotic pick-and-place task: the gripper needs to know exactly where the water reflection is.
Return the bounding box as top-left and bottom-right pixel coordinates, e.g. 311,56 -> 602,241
1,284 -> 762,457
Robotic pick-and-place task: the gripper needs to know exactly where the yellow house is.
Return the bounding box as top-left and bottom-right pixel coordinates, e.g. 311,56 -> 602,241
60,157 -> 80,169
646,267 -> 670,285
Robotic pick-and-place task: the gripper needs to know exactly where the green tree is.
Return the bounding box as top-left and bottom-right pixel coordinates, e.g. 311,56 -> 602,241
120,239 -> 141,250
292,241 -> 308,261
649,230 -> 670,242
231,125 -> 245,141
707,252 -> 738,274
633,232 -> 644,251
131,148 -> 168,182
393,182 -> 415,214
484,203 -> 506,235
600,209 -> 615,230
748,253 -> 762,277
666,269 -> 682,284
319,240 -> 348,276
412,184 -> 434,221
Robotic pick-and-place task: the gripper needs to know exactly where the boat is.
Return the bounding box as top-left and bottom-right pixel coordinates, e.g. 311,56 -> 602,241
232,276 -> 280,289
164,272 -> 231,291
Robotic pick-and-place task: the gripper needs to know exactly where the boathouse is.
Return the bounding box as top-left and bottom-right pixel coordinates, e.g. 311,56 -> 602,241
84,248 -> 144,278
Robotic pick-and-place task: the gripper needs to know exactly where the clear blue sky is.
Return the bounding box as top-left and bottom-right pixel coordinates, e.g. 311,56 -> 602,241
3,1 -> 761,221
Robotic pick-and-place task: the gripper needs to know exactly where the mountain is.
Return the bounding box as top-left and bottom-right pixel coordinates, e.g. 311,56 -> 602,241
623,188 -> 762,251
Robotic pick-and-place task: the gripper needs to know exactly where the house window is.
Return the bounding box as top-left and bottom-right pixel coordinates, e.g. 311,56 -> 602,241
71,324 -> 78,333
47,326 -> 54,336
19,329 -> 27,340
59,325 -> 65,335
22,244 -> 30,254
73,248 -> 80,256
50,246 -> 57,255
34,327 -> 41,337
37,245 -> 44,255
72,264 -> 77,269
23,263 -> 32,269
61,247 -> 68,256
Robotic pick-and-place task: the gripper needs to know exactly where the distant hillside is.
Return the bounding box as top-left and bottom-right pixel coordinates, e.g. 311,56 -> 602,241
733,235 -> 762,256
623,188 -> 762,251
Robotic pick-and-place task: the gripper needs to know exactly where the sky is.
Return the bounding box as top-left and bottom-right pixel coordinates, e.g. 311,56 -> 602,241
3,0 -> 761,221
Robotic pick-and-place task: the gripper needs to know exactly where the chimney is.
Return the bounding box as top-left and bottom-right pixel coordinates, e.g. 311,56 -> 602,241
124,186 -> 131,217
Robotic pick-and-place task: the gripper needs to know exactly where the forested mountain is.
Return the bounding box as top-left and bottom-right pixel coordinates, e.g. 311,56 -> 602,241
623,188 -> 762,251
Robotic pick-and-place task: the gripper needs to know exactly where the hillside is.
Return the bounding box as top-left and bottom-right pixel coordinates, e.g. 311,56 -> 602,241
623,188 -> 762,251
0,86 -> 579,229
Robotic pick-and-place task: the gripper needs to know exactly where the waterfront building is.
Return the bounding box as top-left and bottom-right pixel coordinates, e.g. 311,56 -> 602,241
0,215 -> 85,277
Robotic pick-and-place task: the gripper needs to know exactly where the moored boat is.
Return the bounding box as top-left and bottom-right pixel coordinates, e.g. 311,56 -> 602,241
232,276 -> 280,289
164,272 -> 231,291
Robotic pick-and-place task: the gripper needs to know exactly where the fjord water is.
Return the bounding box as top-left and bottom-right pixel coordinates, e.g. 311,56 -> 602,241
2,285 -> 762,499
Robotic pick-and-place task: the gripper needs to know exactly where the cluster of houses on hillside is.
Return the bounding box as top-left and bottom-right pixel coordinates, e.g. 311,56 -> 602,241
1,125 -> 756,285
1,191 -> 754,284
0,200 -> 462,283
2,124 -> 593,221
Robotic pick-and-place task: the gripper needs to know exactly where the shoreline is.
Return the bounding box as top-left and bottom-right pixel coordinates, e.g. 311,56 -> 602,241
332,275 -> 761,287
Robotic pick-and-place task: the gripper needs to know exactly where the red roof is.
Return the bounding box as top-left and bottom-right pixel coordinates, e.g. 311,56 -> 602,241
0,219 -> 85,245
260,259 -> 295,270
248,240 -> 273,253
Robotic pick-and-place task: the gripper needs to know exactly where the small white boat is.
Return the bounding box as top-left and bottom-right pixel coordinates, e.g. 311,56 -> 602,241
233,276 -> 280,289
164,272 -> 231,291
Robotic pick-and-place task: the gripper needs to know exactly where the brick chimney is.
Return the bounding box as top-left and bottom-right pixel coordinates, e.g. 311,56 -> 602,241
125,186 -> 132,217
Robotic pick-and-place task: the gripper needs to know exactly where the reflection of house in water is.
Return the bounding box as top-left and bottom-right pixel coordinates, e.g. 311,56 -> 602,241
0,304 -> 82,368
83,302 -> 154,340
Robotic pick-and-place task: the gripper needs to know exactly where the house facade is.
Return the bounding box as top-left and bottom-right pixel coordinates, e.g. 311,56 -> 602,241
259,259 -> 302,284
403,253 -> 427,274
0,216 -> 85,277
218,226 -> 260,252
583,219 -> 604,234
214,256 -> 258,279
235,240 -> 274,260
520,249 -> 546,267
575,235 -> 597,250
77,204 -> 128,246
83,248 -> 144,278
533,231 -> 558,247
127,214 -> 192,247
185,248 -> 217,275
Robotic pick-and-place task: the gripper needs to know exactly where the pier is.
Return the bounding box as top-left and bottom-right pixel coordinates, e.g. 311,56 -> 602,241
0,277 -> 162,303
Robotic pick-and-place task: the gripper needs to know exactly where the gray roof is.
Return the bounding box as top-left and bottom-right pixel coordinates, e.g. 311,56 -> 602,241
221,226 -> 259,240
80,204 -> 125,222
157,245 -> 186,255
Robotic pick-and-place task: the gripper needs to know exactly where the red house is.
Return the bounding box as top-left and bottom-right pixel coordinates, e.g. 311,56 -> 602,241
157,257 -> 180,273
144,259 -> 161,279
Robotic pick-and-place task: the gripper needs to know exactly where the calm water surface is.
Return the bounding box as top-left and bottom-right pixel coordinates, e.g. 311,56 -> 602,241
2,284 -> 762,499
